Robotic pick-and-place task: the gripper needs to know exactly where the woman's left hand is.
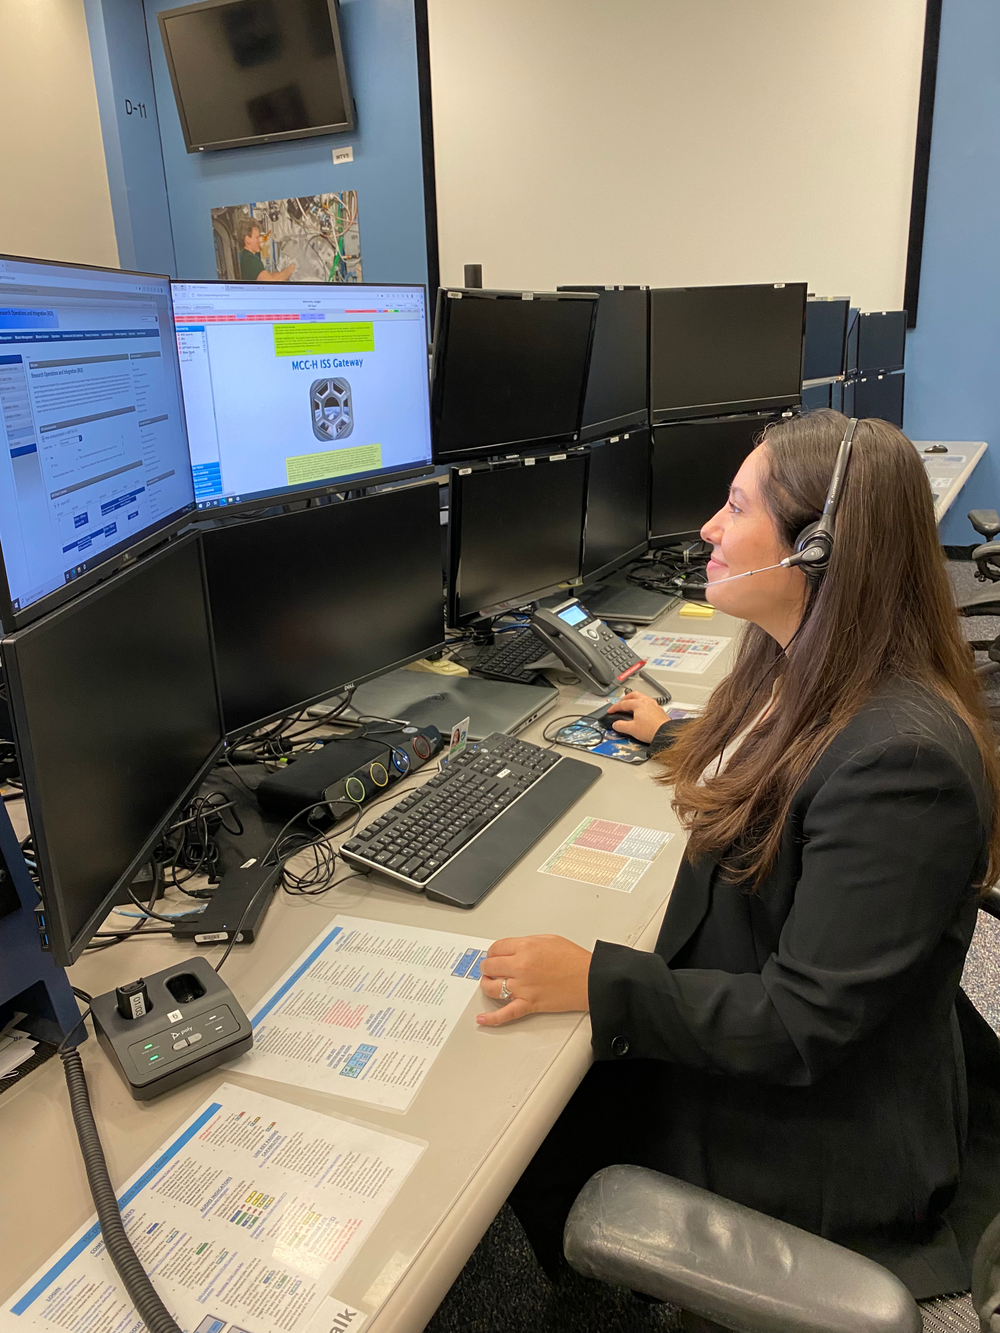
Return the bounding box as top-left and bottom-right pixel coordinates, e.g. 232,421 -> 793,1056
477,935 -> 592,1026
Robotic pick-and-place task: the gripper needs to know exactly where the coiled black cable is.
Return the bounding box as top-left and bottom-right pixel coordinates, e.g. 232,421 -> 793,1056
60,1048 -> 182,1333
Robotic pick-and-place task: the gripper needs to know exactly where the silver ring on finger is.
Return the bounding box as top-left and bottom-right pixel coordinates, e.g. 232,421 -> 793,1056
499,978 -> 512,1002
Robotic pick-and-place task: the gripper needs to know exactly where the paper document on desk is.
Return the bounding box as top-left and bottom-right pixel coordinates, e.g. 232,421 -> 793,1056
237,916 -> 493,1111
1,1082 -> 423,1333
628,630 -> 731,676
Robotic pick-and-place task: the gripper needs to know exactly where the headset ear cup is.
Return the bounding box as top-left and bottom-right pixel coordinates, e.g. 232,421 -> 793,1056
795,520 -> 821,554
794,520 -> 833,583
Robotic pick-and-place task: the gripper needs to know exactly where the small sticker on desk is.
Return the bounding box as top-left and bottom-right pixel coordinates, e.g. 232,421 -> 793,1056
538,817 -> 673,892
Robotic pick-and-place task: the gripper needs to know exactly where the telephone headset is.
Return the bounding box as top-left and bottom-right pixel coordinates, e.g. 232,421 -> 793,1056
782,415 -> 859,583
706,417 -> 860,588
711,416 -> 861,776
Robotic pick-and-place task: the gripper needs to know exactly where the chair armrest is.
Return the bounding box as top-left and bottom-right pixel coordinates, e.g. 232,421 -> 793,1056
978,887 -> 1000,923
969,510 -> 1000,541
563,1166 -> 921,1333
956,586 -> 1000,617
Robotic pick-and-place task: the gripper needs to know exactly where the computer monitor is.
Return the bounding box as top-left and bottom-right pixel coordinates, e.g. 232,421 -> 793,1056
171,280 -> 433,513
429,289 -> 598,462
848,371 -> 905,430
803,298 -> 850,381
650,412 -> 777,546
448,455 -> 587,622
1,535 -> 224,967
557,287 -> 649,440
856,311 -> 906,373
801,383 -> 832,412
649,283 -> 807,424
0,254 -> 196,629
582,432 -> 650,581
202,481 -> 446,736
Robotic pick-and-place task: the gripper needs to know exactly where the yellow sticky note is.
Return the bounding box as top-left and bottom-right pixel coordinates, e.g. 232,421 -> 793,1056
273,322 -> 374,356
285,442 -> 382,485
680,602 -> 715,619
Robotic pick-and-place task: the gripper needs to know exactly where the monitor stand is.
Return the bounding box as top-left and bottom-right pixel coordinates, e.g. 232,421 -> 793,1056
311,669 -> 559,741
578,567 -> 680,625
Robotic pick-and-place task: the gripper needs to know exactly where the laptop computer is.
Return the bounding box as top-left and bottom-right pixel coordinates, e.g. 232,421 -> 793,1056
309,669 -> 559,740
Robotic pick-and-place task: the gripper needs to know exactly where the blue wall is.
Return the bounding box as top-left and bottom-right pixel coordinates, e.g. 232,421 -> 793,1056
904,0 -> 1000,544
141,0 -> 430,288
84,0 -> 176,274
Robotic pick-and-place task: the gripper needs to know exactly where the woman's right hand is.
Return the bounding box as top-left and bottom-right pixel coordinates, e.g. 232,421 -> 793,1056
607,691 -> 671,744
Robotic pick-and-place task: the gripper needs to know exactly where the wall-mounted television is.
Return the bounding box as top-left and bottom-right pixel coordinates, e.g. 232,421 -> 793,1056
158,0 -> 355,153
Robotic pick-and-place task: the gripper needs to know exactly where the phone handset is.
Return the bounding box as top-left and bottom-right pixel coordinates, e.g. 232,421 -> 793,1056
529,599 -> 668,700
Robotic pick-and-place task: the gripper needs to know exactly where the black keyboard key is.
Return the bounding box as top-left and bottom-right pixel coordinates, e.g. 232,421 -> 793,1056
443,814 -> 490,855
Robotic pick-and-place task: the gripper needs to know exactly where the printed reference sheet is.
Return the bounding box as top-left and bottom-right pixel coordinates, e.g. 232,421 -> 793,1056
628,630 -> 732,675
2,1082 -> 423,1333
539,817 -> 673,893
237,917 -> 493,1111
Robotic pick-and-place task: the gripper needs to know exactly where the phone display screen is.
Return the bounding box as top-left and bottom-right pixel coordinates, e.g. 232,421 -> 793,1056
556,602 -> 589,627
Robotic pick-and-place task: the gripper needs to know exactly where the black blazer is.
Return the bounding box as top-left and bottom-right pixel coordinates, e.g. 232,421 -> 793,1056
588,680 -> 998,1298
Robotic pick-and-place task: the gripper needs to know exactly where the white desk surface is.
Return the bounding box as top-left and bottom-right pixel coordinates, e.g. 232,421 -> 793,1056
0,601 -> 742,1333
912,440 -> 988,522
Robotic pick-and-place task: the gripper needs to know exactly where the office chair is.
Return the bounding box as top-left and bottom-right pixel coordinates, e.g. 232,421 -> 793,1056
564,898 -> 1000,1333
956,509 -> 1000,683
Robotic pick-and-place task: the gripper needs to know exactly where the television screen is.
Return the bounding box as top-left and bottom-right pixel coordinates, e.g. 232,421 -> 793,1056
158,0 -> 354,152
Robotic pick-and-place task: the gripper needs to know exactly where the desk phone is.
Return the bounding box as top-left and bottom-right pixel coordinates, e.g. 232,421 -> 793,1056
530,598 -> 648,695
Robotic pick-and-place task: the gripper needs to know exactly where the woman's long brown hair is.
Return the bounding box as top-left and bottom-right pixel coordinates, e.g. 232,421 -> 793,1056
657,409 -> 1000,888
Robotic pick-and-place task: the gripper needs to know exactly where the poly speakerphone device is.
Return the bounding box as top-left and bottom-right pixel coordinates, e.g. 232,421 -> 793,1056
90,957 -> 253,1100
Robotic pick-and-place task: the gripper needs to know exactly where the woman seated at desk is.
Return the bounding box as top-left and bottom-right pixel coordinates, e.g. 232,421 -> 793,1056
478,410 -> 1000,1299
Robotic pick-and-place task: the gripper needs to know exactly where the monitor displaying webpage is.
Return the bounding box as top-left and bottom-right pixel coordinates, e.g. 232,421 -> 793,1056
170,282 -> 433,509
0,257 -> 195,615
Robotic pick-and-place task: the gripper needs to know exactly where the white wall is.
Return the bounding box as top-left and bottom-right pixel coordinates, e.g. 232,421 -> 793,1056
0,0 -> 118,268
427,0 -> 926,311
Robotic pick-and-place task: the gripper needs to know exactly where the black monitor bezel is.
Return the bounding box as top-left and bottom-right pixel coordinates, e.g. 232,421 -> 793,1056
557,285 -> 651,443
850,370 -> 905,429
803,297 -> 851,382
446,455 -> 587,625
581,431 -> 650,583
157,0 -> 355,154
648,411 -> 782,548
855,310 -> 907,374
172,277 -> 435,522
0,251 -> 198,633
429,288 -> 598,464
648,282 -> 807,425
1,533 -> 225,967
201,479 -> 449,739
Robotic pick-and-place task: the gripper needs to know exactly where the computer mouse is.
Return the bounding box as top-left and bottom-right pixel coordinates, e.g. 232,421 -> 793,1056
604,620 -> 637,638
592,706 -> 634,731
924,443 -> 949,454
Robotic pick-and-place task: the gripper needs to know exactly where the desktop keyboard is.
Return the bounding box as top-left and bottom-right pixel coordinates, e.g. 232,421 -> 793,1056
473,628 -> 547,684
340,732 -> 600,907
